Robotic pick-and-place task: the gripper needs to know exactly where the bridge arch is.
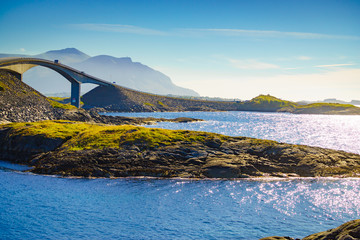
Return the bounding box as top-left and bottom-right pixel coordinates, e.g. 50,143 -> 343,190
0,58 -> 113,107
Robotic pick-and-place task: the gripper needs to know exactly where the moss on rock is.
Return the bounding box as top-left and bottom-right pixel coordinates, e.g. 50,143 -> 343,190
1,120 -> 224,151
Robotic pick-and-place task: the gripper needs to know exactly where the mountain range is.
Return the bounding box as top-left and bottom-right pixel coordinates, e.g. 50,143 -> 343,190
0,48 -> 199,97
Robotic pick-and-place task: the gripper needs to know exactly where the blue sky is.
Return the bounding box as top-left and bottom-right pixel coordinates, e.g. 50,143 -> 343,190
1,0 -> 359,101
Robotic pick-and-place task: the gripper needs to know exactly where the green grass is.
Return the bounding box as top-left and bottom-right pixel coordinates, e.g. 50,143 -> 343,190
2,120 -> 92,140
248,94 -> 297,108
49,97 -> 68,101
297,102 -> 356,109
157,101 -> 167,107
1,120 -> 226,151
0,82 -> 7,91
248,138 -> 277,146
144,102 -> 155,107
48,99 -> 77,109
48,97 -> 84,106
64,125 -> 213,150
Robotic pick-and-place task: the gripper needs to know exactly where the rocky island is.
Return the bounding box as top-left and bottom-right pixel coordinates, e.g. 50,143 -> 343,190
1,120 -> 360,178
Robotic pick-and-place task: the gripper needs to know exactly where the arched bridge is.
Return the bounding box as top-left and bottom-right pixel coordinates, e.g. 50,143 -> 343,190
0,57 -> 114,107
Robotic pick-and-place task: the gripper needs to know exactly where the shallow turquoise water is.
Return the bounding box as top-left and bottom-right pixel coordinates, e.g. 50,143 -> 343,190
1,111 -> 360,239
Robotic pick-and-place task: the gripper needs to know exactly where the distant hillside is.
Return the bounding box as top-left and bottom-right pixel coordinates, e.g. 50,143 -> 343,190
82,86 -> 360,115
74,55 -> 199,96
82,84 -> 238,112
0,48 -> 199,97
34,48 -> 90,64
351,100 -> 360,105
297,98 -> 360,106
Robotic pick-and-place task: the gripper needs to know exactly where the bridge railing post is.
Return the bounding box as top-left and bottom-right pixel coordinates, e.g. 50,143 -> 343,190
71,81 -> 81,108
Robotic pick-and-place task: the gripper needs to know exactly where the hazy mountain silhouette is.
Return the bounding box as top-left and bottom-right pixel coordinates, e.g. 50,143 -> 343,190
74,55 -> 199,96
0,48 -> 199,97
34,48 -> 90,64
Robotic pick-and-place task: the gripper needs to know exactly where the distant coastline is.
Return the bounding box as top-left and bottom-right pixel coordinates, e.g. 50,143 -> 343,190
81,84 -> 360,115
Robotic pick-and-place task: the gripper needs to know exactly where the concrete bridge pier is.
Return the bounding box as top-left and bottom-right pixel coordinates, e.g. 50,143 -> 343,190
71,81 -> 81,108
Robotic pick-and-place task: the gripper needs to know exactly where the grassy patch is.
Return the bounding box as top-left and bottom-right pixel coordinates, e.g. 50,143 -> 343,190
144,102 -> 155,107
49,97 -> 84,106
64,125 -> 218,150
294,102 -> 359,114
2,120 -> 92,140
157,101 -> 167,107
48,99 -> 77,110
297,102 -> 356,109
0,82 -> 7,91
49,97 -> 68,101
248,94 -> 297,108
1,120 -> 226,151
248,138 -> 277,146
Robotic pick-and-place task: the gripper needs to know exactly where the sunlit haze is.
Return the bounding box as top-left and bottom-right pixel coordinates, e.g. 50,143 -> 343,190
0,0 -> 359,101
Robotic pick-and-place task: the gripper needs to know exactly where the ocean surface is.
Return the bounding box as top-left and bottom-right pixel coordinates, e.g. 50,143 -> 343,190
1,111 -> 360,239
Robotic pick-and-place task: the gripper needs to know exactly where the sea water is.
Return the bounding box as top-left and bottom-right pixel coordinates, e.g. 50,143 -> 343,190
1,111 -> 360,239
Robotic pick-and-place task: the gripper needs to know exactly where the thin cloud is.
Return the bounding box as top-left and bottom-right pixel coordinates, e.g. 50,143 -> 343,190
229,59 -> 280,70
180,28 -> 360,40
70,24 -> 167,36
315,63 -> 356,68
297,56 -> 312,60
69,24 -> 360,40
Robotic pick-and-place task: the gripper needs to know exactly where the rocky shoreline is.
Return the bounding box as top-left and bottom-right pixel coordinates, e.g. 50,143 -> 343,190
1,120 -> 359,179
261,219 -> 360,240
